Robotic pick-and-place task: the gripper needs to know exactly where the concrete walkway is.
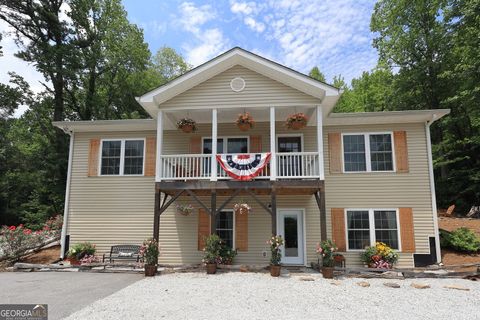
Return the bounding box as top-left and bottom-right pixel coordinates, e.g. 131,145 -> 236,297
0,272 -> 142,320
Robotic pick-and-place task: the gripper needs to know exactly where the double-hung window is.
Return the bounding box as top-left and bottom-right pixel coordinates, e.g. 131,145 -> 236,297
343,133 -> 394,172
100,139 -> 145,176
346,209 -> 400,250
215,211 -> 234,248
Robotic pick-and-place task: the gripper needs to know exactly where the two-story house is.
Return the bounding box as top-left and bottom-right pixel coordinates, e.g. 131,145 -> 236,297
53,47 -> 449,268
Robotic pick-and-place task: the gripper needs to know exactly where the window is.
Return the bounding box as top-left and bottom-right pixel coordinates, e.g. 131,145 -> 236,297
346,209 -> 400,250
342,133 -> 394,172
216,211 -> 234,248
100,139 -> 144,176
203,137 -> 248,154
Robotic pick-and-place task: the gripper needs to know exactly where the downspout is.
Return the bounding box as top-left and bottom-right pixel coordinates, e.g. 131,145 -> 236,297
60,128 -> 74,259
425,115 -> 442,263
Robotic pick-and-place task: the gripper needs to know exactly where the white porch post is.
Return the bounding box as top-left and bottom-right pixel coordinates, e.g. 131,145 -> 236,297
211,108 -> 218,181
316,105 -> 325,180
270,106 -> 277,180
156,111 -> 164,182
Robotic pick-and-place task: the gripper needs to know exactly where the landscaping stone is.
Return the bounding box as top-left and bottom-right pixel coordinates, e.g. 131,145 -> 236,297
444,284 -> 470,291
298,276 -> 315,281
239,265 -> 249,272
383,282 -> 401,288
357,281 -> 370,287
330,280 -> 342,286
410,282 -> 431,289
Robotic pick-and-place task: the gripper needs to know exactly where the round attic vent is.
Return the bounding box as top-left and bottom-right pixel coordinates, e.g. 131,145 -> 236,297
230,77 -> 245,92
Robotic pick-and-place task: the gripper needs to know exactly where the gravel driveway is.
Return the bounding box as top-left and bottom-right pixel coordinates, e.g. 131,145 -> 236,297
65,271 -> 479,320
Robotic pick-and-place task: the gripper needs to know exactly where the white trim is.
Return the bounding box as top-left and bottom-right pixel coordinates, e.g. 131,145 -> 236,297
426,118 -> 442,263
211,109 -> 218,181
98,138 -> 146,176
344,208 -> 402,252
276,133 -> 304,152
277,208 -> 306,266
156,111 -> 163,182
60,130 -> 74,259
341,132 -> 396,173
316,105 -> 325,180
270,106 -> 276,181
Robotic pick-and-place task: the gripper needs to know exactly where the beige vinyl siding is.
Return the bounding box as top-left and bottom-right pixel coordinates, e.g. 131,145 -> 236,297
324,123 -> 434,268
161,65 -> 321,109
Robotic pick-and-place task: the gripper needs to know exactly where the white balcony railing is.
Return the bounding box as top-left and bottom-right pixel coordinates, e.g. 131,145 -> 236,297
158,152 -> 320,181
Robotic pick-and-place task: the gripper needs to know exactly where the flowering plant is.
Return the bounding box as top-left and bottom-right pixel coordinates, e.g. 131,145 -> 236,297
176,118 -> 197,132
140,238 -> 160,266
175,203 -> 194,216
360,242 -> 398,269
316,240 -> 337,267
236,112 -> 255,130
233,203 -> 251,215
202,234 -> 223,264
67,242 -> 96,260
267,235 -> 284,266
285,113 -> 308,129
79,254 -> 98,265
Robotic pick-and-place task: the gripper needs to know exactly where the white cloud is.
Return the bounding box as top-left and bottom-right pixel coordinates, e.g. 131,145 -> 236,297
230,1 -> 259,15
244,17 -> 265,33
178,2 -> 229,66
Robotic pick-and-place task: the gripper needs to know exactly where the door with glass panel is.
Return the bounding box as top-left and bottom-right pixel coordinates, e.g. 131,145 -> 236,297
202,137 -> 248,177
277,209 -> 304,265
277,136 -> 302,177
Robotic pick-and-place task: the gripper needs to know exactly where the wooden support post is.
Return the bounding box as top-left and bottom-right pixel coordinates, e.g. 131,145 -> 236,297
153,189 -> 161,242
314,190 -> 327,241
210,191 -> 217,235
271,190 -> 277,236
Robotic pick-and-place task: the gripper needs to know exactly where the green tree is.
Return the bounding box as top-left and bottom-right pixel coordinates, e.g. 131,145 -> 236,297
309,66 -> 326,82
152,46 -> 191,83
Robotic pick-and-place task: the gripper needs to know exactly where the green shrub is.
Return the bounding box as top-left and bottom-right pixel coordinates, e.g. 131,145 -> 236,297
448,228 -> 480,253
439,229 -> 452,248
67,242 -> 96,260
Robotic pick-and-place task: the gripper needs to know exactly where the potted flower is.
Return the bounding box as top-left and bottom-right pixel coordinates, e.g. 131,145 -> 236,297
267,235 -> 284,277
140,238 -> 160,276
67,242 -> 96,266
175,203 -> 194,216
236,112 -> 255,131
219,246 -> 238,265
202,234 -> 223,274
360,242 -> 398,269
176,118 -> 197,133
233,203 -> 251,215
316,240 -> 337,279
286,113 -> 308,130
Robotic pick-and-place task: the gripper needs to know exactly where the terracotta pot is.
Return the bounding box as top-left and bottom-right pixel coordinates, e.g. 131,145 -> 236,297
206,263 -> 217,274
289,121 -> 305,130
321,266 -> 334,279
270,265 -> 281,277
180,124 -> 194,133
144,264 -> 157,277
237,122 -> 251,131
68,257 -> 81,266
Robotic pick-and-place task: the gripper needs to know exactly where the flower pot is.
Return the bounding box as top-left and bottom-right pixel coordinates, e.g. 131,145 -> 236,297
206,263 -> 217,274
321,266 -> 334,279
144,264 -> 157,277
68,257 -> 81,266
289,121 -> 305,130
270,265 -> 281,277
180,124 -> 194,133
237,123 -> 251,131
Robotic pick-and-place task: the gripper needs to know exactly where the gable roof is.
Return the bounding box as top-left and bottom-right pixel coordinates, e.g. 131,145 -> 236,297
136,47 -> 341,118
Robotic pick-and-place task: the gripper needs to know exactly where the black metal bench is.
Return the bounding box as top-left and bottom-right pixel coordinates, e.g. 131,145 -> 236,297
102,245 -> 142,263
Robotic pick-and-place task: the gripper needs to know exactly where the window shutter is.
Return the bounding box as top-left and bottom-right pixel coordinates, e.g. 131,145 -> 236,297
394,131 -> 409,173
249,135 -> 262,153
235,211 -> 248,251
145,137 -> 156,177
331,208 -> 346,251
198,209 -> 210,251
399,207 -> 415,252
88,139 -> 100,176
328,133 -> 342,173
190,136 -> 202,154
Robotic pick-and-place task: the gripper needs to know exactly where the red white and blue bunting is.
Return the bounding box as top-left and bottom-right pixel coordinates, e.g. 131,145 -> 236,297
216,153 -> 271,181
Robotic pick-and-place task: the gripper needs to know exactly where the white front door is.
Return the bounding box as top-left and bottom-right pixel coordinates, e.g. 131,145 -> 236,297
277,209 -> 304,265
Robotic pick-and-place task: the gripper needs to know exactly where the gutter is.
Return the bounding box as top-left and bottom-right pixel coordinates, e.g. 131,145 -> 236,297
60,128 -> 74,259
425,114 -> 442,263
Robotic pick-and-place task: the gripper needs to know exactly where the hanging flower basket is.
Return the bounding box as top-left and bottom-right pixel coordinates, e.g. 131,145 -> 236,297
236,112 -> 254,131
177,118 -> 197,133
234,203 -> 251,215
175,203 -> 194,216
286,113 -> 308,130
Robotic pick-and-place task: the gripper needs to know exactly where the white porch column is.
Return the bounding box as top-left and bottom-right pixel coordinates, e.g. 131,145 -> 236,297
156,111 -> 164,182
211,108 -> 218,181
270,106 -> 277,180
316,105 -> 325,180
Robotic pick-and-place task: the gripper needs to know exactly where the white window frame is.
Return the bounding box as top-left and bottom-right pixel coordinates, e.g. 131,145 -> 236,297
215,209 -> 235,249
344,208 -> 402,252
341,132 -> 396,173
99,138 -> 146,176
276,133 -> 304,152
202,136 -> 250,154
